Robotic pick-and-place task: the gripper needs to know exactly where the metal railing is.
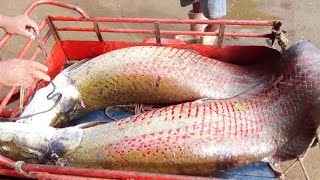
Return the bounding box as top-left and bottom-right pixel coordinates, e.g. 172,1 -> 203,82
0,0 -> 315,179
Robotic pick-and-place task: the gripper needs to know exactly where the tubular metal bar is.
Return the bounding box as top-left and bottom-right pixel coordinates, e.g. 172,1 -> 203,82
0,155 -> 219,180
46,16 -> 70,63
0,168 -> 36,179
0,0 -> 89,51
217,24 -> 226,47
51,16 -> 276,26
23,0 -> 89,18
154,21 -> 161,44
31,30 -> 52,61
56,27 -> 272,38
93,22 -> 103,42
46,16 -> 62,44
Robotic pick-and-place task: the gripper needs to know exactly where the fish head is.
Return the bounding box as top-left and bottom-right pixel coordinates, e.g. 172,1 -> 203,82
0,123 -> 83,165
17,74 -> 82,128
0,123 -> 56,163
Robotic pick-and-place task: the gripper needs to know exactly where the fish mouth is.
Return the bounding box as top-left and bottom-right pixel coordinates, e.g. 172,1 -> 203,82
0,122 -> 83,165
0,122 -> 56,163
42,127 -> 83,165
16,84 -> 60,126
17,74 -> 82,127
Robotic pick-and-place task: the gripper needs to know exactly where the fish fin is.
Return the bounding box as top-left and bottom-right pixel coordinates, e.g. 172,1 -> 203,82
75,121 -> 108,129
187,49 -> 199,54
262,157 -> 282,175
193,98 -> 212,102
182,48 -> 199,54
62,59 -> 90,73
237,74 -> 284,99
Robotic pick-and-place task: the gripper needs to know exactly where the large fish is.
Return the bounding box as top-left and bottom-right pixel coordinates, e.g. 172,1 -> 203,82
18,46 -> 278,127
2,41 -> 319,175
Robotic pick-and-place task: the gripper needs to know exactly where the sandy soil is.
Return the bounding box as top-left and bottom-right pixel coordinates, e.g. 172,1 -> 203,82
0,0 -> 319,179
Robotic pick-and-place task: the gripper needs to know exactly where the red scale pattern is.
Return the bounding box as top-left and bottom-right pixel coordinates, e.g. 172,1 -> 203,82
63,42 -> 320,175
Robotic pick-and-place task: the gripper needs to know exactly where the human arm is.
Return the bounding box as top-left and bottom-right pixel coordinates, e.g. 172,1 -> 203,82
0,14 -> 49,88
0,14 -> 39,39
0,59 -> 50,88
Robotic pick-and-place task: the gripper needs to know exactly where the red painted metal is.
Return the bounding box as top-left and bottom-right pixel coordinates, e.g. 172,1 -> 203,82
30,30 -> 52,61
0,0 -> 284,179
59,41 -> 280,65
0,35 -> 12,49
0,155 -> 216,180
0,0 -> 88,52
36,173 -> 111,180
0,155 -> 15,169
0,168 -> 31,179
0,167 -> 112,180
143,38 -> 186,44
0,88 -> 16,115
22,0 -> 89,18
56,27 -> 271,38
23,164 -> 217,180
51,16 -> 276,26
217,24 -> 226,47
46,16 -> 62,44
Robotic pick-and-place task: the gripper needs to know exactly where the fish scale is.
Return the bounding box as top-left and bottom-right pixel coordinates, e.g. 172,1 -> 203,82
49,41 -> 318,175
19,45 -> 277,127
72,45 -> 274,108
6,41 -> 318,176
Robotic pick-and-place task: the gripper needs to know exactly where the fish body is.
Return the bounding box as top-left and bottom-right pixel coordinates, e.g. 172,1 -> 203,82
19,46 -> 277,127
3,41 -> 319,175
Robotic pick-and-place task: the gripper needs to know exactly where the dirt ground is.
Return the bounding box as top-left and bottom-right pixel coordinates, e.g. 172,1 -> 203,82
0,0 -> 319,179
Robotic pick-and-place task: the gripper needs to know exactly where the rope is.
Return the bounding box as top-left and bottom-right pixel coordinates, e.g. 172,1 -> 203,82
14,161 -> 30,176
10,80 -> 43,118
0,81 -> 62,122
272,29 -> 289,52
104,104 -> 161,121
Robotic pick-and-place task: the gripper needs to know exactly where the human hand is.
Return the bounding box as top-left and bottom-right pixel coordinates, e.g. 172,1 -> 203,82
0,14 -> 39,39
0,59 -> 50,88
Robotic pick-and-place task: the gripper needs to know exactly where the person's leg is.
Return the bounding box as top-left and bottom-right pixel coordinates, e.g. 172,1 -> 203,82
192,2 -> 201,13
188,1 -> 207,32
199,0 -> 226,45
200,0 -> 226,32
176,0 -> 207,43
180,0 -> 199,7
207,17 -> 221,32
